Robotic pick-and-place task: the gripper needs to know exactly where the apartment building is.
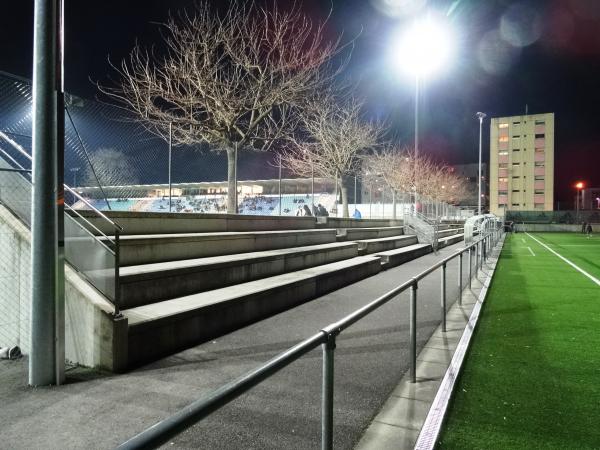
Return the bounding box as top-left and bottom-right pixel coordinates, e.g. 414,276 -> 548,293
489,113 -> 554,215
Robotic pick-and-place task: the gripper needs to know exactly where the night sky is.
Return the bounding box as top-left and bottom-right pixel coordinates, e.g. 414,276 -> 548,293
2,0 -> 600,206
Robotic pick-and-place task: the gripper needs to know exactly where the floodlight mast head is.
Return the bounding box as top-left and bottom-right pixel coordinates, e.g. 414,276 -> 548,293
575,182 -> 584,190
476,112 -> 487,122
393,16 -> 454,77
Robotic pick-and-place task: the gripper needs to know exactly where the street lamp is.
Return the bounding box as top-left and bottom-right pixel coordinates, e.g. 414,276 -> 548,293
575,181 -> 584,220
476,112 -> 486,215
392,16 -> 454,215
69,167 -> 80,188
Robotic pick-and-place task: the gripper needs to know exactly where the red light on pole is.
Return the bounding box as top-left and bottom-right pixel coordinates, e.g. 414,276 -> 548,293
575,182 -> 584,190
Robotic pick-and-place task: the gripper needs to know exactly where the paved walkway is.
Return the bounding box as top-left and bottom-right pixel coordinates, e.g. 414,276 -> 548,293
1,241 -> 478,449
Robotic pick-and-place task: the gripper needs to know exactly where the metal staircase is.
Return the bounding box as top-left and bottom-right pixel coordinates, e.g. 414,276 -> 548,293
403,211 -> 439,252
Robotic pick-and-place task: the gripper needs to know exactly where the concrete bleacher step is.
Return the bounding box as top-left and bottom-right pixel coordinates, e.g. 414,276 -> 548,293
355,234 -> 419,255
336,226 -> 404,242
437,228 -> 464,239
119,242 -> 359,309
376,243 -> 433,269
111,229 -> 338,266
124,255 -> 382,367
438,233 -> 464,248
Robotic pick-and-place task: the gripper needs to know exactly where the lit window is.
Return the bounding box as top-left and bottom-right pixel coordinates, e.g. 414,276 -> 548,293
499,136 -> 509,142
499,151 -> 508,156
535,147 -> 544,152
498,177 -> 508,182
499,123 -> 508,129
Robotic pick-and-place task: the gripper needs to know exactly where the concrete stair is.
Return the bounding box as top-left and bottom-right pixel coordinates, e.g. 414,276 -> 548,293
438,233 -> 465,248
118,242 -> 358,309
355,234 -> 419,255
337,226 -> 405,242
437,228 -> 464,239
376,244 -> 433,269
113,229 -> 338,265
124,255 -> 382,367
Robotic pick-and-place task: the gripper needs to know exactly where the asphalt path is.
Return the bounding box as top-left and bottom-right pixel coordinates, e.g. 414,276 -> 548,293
0,240 -> 475,450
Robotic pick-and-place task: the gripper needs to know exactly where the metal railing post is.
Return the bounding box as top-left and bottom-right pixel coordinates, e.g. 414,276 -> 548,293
458,252 -> 463,305
441,263 -> 447,332
114,229 -> 121,317
321,334 -> 336,450
468,246 -> 472,288
410,280 -> 418,383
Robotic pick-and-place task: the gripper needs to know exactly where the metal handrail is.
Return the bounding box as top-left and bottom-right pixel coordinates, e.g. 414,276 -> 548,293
0,130 -> 122,233
118,226 -> 504,450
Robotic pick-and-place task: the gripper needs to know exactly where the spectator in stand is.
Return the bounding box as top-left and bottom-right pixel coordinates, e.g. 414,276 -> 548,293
353,208 -> 362,219
296,205 -> 304,216
318,204 -> 328,216
312,204 -> 319,216
303,204 -> 312,216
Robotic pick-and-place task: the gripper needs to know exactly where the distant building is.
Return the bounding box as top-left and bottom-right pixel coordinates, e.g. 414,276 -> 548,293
489,113 -> 554,215
581,188 -> 600,210
448,163 -> 488,208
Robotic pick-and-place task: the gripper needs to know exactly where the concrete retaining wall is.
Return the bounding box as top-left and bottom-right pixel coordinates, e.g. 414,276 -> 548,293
317,217 -> 403,229
513,223 -> 582,232
71,210 -> 317,235
0,205 -> 126,371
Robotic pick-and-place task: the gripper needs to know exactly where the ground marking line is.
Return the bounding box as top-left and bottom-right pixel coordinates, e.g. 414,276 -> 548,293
526,233 -> 600,287
527,246 -> 536,256
521,238 -> 526,244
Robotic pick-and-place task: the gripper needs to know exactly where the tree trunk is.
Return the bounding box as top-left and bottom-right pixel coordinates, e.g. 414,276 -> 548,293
341,179 -> 349,218
226,147 -> 236,214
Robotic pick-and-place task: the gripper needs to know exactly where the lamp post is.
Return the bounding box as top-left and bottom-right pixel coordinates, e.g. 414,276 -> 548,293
393,16 -> 454,216
575,182 -> 584,221
476,112 -> 486,215
69,167 -> 80,187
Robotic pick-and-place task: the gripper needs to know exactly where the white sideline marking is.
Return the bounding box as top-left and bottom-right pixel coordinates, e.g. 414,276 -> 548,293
527,246 -> 536,256
521,238 -> 526,244
526,233 -> 600,287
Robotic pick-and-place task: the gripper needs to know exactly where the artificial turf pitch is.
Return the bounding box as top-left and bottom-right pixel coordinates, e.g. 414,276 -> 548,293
438,232 -> 600,449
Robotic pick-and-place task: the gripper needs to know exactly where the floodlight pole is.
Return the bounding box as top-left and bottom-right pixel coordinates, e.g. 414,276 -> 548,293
414,75 -> 420,216
30,0 -> 65,386
476,112 -> 486,215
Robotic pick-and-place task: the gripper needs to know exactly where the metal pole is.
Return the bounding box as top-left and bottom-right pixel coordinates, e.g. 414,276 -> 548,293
476,112 -> 486,215
322,336 -> 335,450
278,159 -> 282,216
441,263 -> 447,332
414,75 -> 419,215
30,0 -> 65,386
354,175 -> 358,214
410,280 -> 417,383
458,252 -> 463,306
468,247 -> 472,289
369,185 -> 372,219
311,162 -> 315,212
168,122 -> 172,212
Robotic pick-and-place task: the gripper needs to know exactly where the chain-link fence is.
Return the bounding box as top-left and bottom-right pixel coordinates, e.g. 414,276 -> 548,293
506,210 -> 600,224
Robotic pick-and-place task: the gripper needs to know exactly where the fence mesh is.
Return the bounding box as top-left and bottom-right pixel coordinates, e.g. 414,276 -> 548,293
506,210 -> 600,224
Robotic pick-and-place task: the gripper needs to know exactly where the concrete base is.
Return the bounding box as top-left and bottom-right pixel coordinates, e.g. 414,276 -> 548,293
377,244 -> 433,269
0,205 -> 127,372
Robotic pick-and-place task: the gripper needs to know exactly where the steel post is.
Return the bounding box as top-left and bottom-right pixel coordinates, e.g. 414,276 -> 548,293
278,160 -> 282,216
30,0 -> 65,386
321,336 -> 336,450
441,263 -> 447,332
410,280 -> 418,383
468,247 -> 472,288
458,252 -> 463,305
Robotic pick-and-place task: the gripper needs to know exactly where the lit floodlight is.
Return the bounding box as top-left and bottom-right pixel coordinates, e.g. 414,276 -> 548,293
392,16 -> 454,77
575,182 -> 584,189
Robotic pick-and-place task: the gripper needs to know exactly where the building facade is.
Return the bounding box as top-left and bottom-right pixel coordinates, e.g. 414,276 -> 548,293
489,113 -> 554,216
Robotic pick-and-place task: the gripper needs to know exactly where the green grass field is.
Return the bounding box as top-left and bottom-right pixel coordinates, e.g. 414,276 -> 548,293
438,232 -> 600,449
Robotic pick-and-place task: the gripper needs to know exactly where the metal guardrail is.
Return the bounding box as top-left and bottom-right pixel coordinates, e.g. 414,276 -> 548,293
0,133 -> 124,315
118,226 -> 503,450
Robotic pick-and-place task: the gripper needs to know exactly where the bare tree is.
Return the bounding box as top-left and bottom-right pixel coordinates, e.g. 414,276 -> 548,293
100,2 -> 347,213
279,95 -> 384,217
